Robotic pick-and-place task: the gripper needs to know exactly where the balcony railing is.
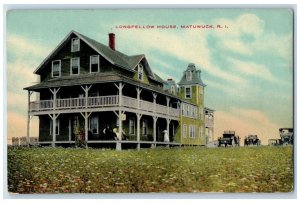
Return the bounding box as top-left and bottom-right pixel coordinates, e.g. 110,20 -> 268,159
29,95 -> 180,117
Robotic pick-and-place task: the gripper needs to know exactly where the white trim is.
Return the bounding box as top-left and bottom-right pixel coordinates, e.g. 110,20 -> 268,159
70,57 -> 80,75
71,37 -> 80,52
90,55 -> 100,73
89,115 -> 99,134
185,86 -> 192,99
52,60 -> 61,78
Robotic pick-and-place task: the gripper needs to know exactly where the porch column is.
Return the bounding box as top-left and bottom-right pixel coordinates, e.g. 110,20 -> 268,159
81,85 -> 92,108
166,97 -> 170,115
68,118 -> 71,141
166,118 -> 170,148
152,93 -> 157,113
114,82 -> 125,151
27,91 -> 33,145
49,114 -> 59,147
136,87 -> 142,109
152,116 -> 158,148
136,113 -> 142,150
113,110 -> 124,151
80,112 -> 91,148
49,88 -> 60,110
114,82 -> 125,106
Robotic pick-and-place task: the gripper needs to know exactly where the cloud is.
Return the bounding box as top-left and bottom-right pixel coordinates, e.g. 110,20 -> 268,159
213,13 -> 292,62
226,57 -> 278,83
7,33 -> 51,59
114,27 -> 246,85
150,57 -> 181,73
237,13 -> 265,38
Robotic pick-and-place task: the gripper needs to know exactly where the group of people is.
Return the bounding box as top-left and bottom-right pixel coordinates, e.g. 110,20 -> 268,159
102,125 -> 128,141
101,125 -> 170,142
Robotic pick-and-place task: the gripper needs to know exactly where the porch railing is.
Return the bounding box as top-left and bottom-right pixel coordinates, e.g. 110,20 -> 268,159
29,95 -> 180,117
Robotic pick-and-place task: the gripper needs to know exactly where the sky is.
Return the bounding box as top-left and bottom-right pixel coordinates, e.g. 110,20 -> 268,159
6,8 -> 294,145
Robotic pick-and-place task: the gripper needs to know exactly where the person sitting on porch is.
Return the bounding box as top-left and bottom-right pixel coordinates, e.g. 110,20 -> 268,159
113,128 -> 121,141
103,125 -> 117,140
113,128 -> 129,140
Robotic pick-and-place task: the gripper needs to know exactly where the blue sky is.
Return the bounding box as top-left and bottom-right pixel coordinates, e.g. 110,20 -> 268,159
6,9 -> 293,144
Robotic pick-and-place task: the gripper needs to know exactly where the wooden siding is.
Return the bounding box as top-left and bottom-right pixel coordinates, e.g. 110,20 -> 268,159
40,33 -> 114,82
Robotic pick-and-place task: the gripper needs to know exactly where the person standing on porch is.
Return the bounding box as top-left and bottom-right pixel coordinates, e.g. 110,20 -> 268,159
163,129 -> 169,142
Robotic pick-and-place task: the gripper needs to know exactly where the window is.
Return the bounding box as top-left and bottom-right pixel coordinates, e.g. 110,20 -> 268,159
185,87 -> 191,99
71,37 -> 80,52
89,115 -> 99,134
200,126 -> 204,139
71,57 -> 80,75
90,55 -> 100,73
129,118 -> 135,135
182,103 -> 185,115
171,85 -> 175,94
142,119 -> 148,136
50,119 -> 60,136
189,125 -> 196,138
138,63 -> 143,81
187,105 -> 190,117
52,60 -> 61,77
186,71 -> 192,81
183,124 -> 187,138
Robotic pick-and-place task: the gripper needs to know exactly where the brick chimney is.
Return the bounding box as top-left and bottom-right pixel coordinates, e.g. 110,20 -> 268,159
108,33 -> 115,51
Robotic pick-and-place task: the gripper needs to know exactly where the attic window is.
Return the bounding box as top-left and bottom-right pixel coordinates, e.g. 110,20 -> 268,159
138,63 -> 143,81
90,55 -> 100,73
71,38 -> 80,52
171,85 -> 175,94
52,60 -> 61,77
186,71 -> 192,81
71,57 -> 80,75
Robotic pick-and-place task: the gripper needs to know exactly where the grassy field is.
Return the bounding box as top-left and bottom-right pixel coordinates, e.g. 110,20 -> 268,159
7,146 -> 293,193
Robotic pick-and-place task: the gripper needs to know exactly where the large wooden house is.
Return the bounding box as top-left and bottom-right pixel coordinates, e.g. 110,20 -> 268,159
24,31 -> 214,150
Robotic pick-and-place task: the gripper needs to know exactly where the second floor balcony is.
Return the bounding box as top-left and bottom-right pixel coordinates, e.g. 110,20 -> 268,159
29,95 -> 181,118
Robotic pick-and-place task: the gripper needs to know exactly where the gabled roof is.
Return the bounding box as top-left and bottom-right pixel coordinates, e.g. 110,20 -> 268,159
34,31 -> 153,75
178,63 -> 206,86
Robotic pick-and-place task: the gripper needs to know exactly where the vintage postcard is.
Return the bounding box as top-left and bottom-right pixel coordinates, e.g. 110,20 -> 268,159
6,7 -> 294,196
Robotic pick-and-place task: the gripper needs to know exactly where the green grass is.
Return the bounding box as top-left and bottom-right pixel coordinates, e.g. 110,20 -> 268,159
7,146 -> 293,193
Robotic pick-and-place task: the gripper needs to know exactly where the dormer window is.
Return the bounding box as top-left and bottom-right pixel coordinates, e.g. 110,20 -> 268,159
90,55 -> 100,73
52,60 -> 61,77
138,63 -> 143,81
186,70 -> 192,81
71,37 -> 80,52
71,57 -> 80,75
171,85 -> 175,94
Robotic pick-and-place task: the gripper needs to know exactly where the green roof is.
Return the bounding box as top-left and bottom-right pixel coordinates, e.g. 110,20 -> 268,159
178,63 -> 206,86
